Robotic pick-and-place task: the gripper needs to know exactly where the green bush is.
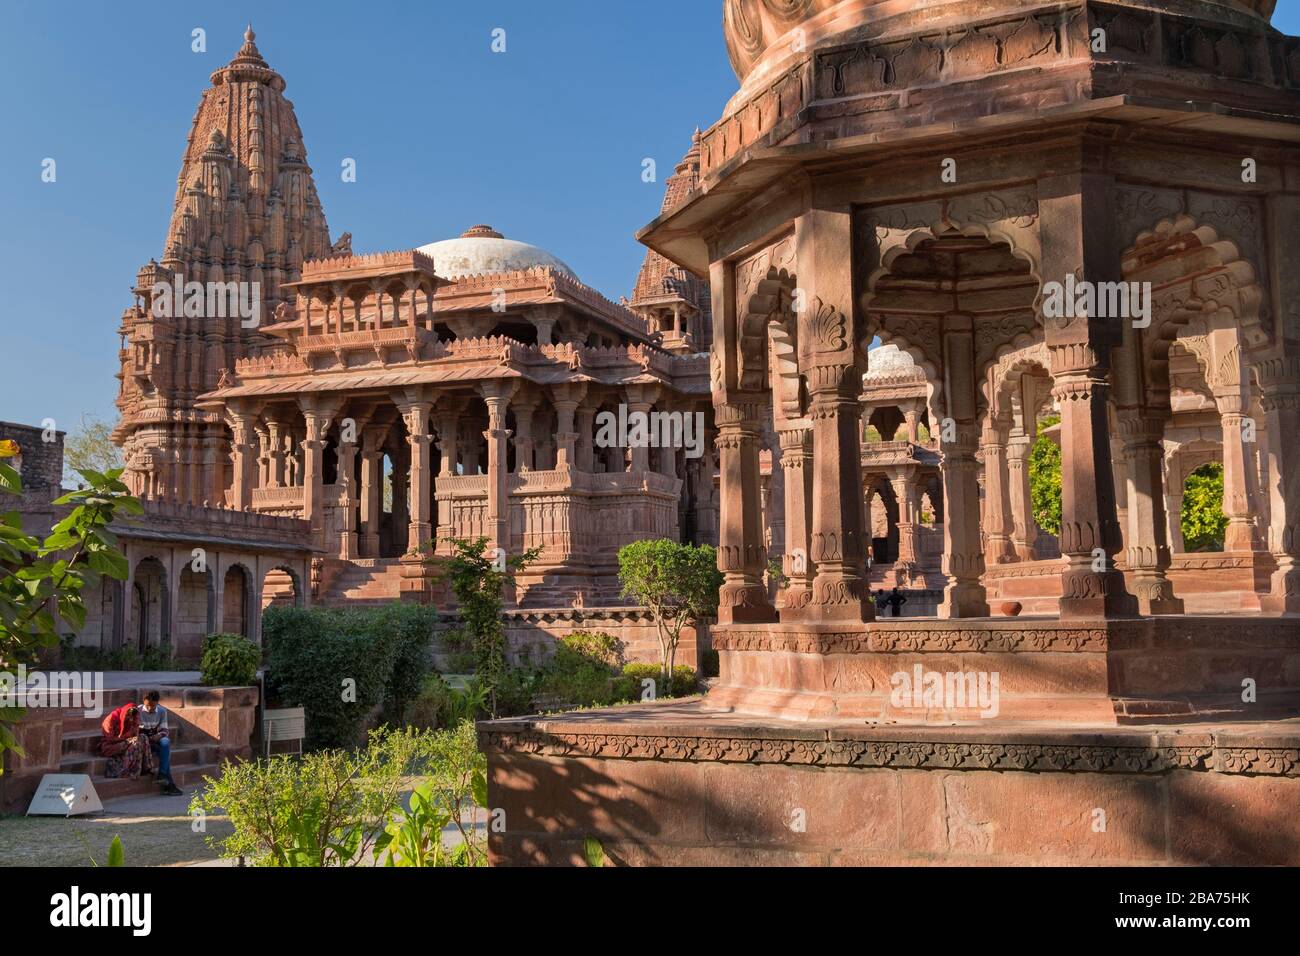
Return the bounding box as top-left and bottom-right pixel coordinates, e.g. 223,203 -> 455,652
376,604 -> 438,727
700,648 -> 720,679
199,633 -> 261,687
535,631 -> 623,709
262,604 -> 437,747
613,663 -> 698,701
60,636 -> 173,672
191,728 -> 421,867
1029,415 -> 1062,538
1181,462 -> 1228,552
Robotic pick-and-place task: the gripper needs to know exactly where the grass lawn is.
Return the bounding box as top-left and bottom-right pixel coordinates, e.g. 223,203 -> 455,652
0,802 -> 232,867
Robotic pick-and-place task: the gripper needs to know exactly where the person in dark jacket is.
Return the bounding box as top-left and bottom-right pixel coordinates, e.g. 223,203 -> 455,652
886,587 -> 908,617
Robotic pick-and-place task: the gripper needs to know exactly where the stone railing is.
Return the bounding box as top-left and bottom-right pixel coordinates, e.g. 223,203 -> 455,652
115,499 -> 315,550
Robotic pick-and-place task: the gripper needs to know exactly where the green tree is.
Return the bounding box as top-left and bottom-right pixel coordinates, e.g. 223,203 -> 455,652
62,414 -> 124,489
617,539 -> 722,689
1028,415 -> 1062,538
1181,462 -> 1228,552
0,441 -> 138,766
441,537 -> 539,718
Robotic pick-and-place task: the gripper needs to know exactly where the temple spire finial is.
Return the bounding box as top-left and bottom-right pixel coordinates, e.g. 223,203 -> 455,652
245,23 -> 255,42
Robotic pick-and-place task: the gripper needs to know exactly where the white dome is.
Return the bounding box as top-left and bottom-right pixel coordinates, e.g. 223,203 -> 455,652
416,225 -> 578,281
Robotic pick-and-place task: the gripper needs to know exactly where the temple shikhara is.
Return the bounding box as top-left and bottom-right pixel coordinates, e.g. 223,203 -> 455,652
23,1 -> 1300,863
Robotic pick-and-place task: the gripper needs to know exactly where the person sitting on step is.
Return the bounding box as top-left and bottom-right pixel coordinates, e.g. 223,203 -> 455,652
139,690 -> 182,795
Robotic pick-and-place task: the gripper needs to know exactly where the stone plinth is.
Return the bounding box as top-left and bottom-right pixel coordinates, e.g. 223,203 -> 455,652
707,618 -> 1300,724
480,702 -> 1300,866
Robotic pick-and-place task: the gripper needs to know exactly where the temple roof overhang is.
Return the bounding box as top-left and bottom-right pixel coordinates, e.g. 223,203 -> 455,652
639,92 -> 1300,277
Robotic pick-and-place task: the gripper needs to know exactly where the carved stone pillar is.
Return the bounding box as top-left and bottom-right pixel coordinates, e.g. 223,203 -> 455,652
891,470 -> 920,571
267,421 -> 286,488
1006,431 -> 1036,560
981,419 -> 1016,565
481,382 -> 515,554
715,401 -> 776,623
436,411 -> 459,478
228,408 -> 258,509
805,362 -> 871,621
398,400 -> 434,553
1040,169 -> 1134,618
624,384 -> 659,473
796,206 -> 870,622
1050,344 -> 1135,618
336,435 -> 360,559
937,316 -> 988,618
301,412 -> 328,539
1116,411 -> 1182,614
1215,391 -> 1261,552
575,403 -> 596,473
512,399 -> 537,473
360,428 -> 385,558
777,423 -> 813,616
1257,360 -> 1300,614
391,446 -> 409,545
551,383 -> 586,471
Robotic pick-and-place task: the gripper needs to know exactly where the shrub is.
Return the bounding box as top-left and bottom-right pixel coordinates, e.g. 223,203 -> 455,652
263,606 -> 399,749
535,631 -> 623,709
1029,415 -> 1062,538
613,663 -> 698,701
199,633 -> 261,687
375,604 -> 438,726
190,728 -> 414,867
376,721 -> 488,867
618,539 -> 721,685
700,648 -> 720,679
1181,462 -> 1228,552
441,537 -> 540,717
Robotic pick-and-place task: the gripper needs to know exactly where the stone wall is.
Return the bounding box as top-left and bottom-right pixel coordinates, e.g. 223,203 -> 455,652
482,717 -> 1300,866
0,421 -> 64,536
501,607 -> 708,671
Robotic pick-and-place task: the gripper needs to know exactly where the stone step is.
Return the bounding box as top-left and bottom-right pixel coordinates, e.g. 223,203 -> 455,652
91,762 -> 223,801
60,744 -> 209,777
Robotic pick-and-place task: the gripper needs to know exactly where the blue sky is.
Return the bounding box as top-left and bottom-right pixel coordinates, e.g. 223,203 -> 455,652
2,1 -> 1298,434
0,0 -> 737,432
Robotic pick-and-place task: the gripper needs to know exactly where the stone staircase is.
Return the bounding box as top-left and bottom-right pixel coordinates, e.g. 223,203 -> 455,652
57,688 -> 224,801
315,558 -> 409,607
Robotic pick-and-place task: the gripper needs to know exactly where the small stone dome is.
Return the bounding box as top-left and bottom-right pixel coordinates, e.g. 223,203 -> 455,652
416,226 -> 578,281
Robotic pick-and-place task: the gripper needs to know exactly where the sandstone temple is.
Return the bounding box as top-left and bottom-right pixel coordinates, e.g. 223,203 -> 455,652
16,2 -> 1300,864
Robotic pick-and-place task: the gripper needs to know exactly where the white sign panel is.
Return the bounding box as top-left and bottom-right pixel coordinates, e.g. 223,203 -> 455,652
26,773 -> 103,816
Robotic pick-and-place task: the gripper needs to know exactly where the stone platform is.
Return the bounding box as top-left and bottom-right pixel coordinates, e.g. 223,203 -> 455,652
480,699 -> 1300,866
708,617 -> 1300,724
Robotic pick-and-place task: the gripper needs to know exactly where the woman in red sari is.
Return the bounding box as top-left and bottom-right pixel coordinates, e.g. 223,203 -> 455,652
99,702 -> 155,779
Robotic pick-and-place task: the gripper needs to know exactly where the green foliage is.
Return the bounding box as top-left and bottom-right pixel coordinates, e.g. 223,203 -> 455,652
375,722 -> 488,867
191,728 -> 417,867
376,603 -> 437,727
199,633 -> 261,687
106,835 -> 124,868
60,635 -> 172,672
61,414 -> 124,489
263,604 -> 436,749
583,836 -> 607,868
1028,415 -> 1062,538
766,557 -> 788,589
408,673 -> 493,729
440,537 -> 540,718
1181,462 -> 1228,553
535,631 -> 624,709
0,455 -> 137,771
613,663 -> 698,701
618,539 -> 722,684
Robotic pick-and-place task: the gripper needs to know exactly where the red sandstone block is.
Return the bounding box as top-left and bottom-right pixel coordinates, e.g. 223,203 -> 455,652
937,771 -> 1166,863
899,770 -> 947,854
1167,772 -> 1300,866
489,754 -> 708,844
700,763 -> 899,851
